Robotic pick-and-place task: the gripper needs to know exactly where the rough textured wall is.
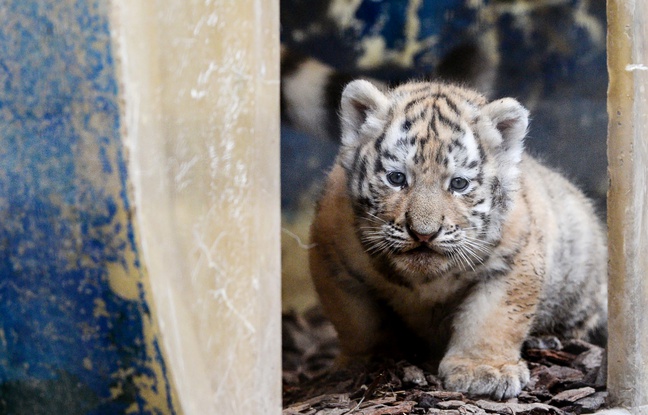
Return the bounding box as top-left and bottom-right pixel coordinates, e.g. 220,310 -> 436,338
0,1 -> 178,413
113,1 -> 282,414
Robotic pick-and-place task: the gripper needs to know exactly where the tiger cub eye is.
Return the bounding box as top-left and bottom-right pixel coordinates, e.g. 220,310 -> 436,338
450,177 -> 469,192
387,171 -> 407,187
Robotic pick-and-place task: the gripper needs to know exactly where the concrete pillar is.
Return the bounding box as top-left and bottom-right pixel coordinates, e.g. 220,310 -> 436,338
0,0 -> 280,413
112,1 -> 281,414
607,1 -> 648,413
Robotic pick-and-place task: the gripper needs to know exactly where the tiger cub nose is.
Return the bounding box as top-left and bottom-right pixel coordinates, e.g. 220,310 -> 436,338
407,225 -> 441,242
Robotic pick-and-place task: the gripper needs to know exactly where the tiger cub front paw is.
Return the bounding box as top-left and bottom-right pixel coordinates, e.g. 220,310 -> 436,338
438,355 -> 530,400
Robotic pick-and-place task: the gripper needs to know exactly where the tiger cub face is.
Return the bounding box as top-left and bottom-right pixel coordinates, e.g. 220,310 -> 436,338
338,80 -> 529,280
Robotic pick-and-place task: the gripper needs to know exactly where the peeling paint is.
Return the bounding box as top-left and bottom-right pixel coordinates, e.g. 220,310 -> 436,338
626,64 -> 648,71
0,1 -> 178,413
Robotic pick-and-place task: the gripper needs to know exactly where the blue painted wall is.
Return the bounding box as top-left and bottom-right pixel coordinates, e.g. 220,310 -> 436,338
0,1 -> 177,414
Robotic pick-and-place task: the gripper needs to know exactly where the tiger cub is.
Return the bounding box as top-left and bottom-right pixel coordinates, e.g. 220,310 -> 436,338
308,80 -> 607,399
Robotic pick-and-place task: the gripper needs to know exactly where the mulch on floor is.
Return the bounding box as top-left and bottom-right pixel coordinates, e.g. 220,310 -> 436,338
282,307 -> 608,415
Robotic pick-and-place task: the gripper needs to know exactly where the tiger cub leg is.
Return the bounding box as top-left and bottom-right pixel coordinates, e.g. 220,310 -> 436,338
438,274 -> 540,399
309,251 -> 385,367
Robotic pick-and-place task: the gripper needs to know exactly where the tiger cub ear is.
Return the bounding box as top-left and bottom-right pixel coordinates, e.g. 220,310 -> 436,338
340,80 -> 390,147
481,98 -> 529,165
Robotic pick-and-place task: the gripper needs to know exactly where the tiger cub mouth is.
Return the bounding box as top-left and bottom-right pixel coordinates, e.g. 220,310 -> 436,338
401,244 -> 441,256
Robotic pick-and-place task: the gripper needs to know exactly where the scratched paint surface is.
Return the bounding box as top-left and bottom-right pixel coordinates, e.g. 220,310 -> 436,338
0,1 -> 177,414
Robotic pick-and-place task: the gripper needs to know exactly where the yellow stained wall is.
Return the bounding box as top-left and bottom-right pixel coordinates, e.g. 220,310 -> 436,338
111,1 -> 281,414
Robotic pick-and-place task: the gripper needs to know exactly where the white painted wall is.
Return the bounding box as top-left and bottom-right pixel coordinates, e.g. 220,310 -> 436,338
111,1 -> 281,414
